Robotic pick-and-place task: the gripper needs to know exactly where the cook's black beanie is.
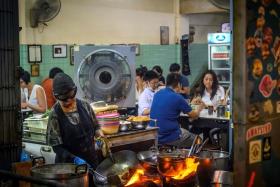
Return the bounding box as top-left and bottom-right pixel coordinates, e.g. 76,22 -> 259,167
53,73 -> 76,95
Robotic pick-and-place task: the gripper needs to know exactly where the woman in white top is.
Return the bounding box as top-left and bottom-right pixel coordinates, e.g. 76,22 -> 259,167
20,70 -> 47,113
192,70 -> 225,109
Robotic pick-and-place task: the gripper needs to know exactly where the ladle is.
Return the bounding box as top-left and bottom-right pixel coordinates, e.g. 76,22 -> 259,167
195,138 -> 209,154
188,135 -> 199,157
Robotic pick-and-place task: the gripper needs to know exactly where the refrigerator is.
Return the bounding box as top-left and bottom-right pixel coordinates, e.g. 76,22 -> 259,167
208,32 -> 231,88
233,0 -> 280,187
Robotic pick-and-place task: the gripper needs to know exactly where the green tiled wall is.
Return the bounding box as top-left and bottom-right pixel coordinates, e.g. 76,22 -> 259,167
20,45 -> 74,84
20,44 -> 208,86
135,44 -> 181,77
188,44 -> 208,86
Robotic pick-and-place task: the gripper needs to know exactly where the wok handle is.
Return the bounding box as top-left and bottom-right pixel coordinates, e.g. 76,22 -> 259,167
75,164 -> 88,174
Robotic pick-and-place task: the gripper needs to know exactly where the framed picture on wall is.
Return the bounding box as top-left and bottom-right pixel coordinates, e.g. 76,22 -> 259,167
128,44 -> 140,56
53,44 -> 67,58
30,64 -> 40,77
160,26 -> 169,45
28,45 -> 42,63
70,45 -> 74,65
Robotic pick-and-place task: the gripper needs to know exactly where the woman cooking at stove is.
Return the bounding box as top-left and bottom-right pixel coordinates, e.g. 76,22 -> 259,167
191,70 -> 225,109
46,73 -> 104,169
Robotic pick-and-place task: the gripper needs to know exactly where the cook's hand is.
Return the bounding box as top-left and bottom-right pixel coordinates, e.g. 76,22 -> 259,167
21,102 -> 28,109
96,129 -> 105,138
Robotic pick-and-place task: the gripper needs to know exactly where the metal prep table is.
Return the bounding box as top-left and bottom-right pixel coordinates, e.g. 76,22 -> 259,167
106,127 -> 158,153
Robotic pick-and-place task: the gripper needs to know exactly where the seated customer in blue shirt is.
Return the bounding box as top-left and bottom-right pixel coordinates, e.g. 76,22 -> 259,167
169,63 -> 190,100
150,73 -> 203,148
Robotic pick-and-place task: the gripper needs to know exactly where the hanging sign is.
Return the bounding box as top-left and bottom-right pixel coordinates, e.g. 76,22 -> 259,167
211,52 -> 230,60
246,122 -> 272,141
208,33 -> 231,44
249,139 -> 262,164
262,137 -> 271,161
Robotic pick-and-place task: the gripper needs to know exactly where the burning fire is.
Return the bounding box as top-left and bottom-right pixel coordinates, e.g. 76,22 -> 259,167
124,168 -> 145,186
124,168 -> 161,186
124,157 -> 199,186
171,157 -> 199,180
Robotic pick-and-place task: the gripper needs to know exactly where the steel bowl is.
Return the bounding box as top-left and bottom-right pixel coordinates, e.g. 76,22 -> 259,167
131,121 -> 149,130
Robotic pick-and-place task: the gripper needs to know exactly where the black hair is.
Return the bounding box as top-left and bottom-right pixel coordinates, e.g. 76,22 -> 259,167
136,67 -> 145,78
143,70 -> 158,81
166,73 -> 180,88
199,70 -> 219,100
20,71 -> 31,84
19,67 -> 25,77
53,73 -> 76,95
49,67 -> 64,78
169,63 -> 180,72
152,65 -> 163,75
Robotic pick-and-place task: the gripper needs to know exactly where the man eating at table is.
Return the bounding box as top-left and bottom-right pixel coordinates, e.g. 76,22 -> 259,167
150,73 -> 204,148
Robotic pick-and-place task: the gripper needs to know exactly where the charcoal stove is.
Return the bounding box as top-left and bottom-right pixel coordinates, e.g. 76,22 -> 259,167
162,175 -> 197,187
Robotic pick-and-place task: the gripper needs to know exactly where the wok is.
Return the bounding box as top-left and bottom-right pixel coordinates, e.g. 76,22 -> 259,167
94,150 -> 139,185
137,150 -> 158,173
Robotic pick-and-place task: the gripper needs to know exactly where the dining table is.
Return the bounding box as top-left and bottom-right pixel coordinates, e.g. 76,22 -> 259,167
180,109 -> 231,151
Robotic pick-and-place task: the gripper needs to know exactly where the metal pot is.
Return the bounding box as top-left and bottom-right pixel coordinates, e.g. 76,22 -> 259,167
31,163 -> 88,187
119,121 -> 132,132
157,149 -> 191,177
131,121 -> 149,130
197,150 -> 230,170
196,150 -> 230,187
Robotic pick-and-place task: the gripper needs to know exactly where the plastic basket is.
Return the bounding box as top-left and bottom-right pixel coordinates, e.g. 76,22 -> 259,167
24,117 -> 48,129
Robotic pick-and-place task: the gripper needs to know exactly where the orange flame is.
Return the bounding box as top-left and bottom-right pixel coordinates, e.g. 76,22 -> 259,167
124,157 -> 199,186
124,168 -> 161,186
124,169 -> 145,186
171,157 -> 199,180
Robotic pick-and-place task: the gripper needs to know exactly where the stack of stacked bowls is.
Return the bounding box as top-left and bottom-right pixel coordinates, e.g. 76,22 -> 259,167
96,111 -> 120,134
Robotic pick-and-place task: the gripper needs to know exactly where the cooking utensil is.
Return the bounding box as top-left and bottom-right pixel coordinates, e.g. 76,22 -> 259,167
188,135 -> 199,157
31,163 -> 88,187
94,150 -> 139,185
157,149 -> 191,177
119,121 -> 132,132
137,149 -> 158,173
195,138 -> 209,154
196,150 -> 230,187
131,120 -> 149,130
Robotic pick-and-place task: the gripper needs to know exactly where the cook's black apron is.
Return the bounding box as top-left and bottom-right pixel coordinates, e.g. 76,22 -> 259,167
54,99 -> 98,169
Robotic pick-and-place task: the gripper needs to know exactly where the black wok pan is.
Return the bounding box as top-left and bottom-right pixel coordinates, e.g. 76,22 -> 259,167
137,150 -> 158,173
94,150 -> 139,186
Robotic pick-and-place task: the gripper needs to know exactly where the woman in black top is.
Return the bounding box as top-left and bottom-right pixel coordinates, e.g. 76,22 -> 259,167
47,73 -> 104,169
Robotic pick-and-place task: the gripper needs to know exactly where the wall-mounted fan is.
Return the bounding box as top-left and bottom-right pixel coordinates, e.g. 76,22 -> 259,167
30,0 -> 61,28
208,0 -> 230,10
